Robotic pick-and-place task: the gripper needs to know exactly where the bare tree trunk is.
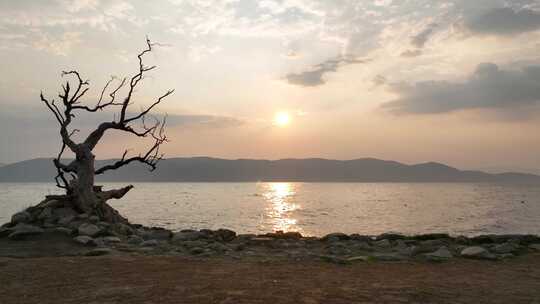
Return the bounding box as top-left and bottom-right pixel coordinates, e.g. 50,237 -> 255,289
70,147 -> 97,214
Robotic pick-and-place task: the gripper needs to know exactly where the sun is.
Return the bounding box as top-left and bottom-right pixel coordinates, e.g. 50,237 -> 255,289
274,111 -> 291,127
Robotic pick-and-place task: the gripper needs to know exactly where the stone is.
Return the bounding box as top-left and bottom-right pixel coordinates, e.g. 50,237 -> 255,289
57,215 -> 75,226
78,223 -> 101,237
139,228 -> 172,240
0,227 -> 12,237
421,239 -> 447,247
172,231 -> 204,243
347,256 -> 370,262
460,246 -> 496,260
141,239 -> 159,247
11,211 -> 32,224
398,246 -> 417,257
127,235 -> 144,245
373,239 -> 392,248
98,221 -> 111,227
74,236 -> 96,246
349,234 -> 371,242
371,253 -> 406,261
319,255 -> 350,265
393,240 -> 408,250
103,236 -> 122,244
67,221 -> 84,230
41,199 -> 62,208
498,253 -> 514,259
424,246 -> 453,260
352,241 -> 373,252
52,207 -> 78,219
321,233 -> 350,242
264,231 -> 302,240
85,248 -> 113,256
248,237 -> 275,246
528,244 -> 540,251
7,224 -> 44,240
181,240 -> 207,248
492,242 -> 520,254
43,222 -> 56,228
78,213 -> 89,220
89,216 -> 100,224
37,208 -> 53,220
232,243 -> 246,251
206,242 -> 230,252
189,247 -> 205,255
236,234 -> 256,241
214,228 -> 237,242
54,227 -> 73,236
326,244 -> 351,256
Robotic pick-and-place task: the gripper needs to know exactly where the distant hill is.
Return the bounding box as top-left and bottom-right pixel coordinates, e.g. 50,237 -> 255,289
0,157 -> 539,183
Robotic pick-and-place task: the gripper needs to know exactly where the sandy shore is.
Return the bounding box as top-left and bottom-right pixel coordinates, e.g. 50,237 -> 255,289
1,253 -> 540,304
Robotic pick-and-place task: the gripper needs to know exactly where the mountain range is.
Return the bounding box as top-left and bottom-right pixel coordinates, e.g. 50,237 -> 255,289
0,157 -> 539,183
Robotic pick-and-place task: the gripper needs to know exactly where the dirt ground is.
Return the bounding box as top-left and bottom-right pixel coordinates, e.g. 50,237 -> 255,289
1,254 -> 540,304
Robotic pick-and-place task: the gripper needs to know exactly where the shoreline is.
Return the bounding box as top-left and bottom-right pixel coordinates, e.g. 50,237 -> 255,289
2,221 -> 540,262
2,197 -> 540,262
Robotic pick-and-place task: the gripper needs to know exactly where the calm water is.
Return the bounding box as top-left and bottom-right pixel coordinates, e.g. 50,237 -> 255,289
1,182 -> 539,236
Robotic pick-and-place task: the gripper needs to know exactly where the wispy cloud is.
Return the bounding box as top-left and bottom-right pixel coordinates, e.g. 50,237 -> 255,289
286,55 -> 369,87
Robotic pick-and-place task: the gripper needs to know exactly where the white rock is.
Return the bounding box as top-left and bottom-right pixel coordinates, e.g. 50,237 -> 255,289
461,246 -> 496,260
425,246 -> 453,259
73,235 -> 96,246
103,236 -> 122,244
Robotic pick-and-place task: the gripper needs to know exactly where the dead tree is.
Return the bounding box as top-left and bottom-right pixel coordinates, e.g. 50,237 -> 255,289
40,38 -> 174,223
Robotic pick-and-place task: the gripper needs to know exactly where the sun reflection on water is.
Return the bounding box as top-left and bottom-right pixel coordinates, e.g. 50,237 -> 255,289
262,182 -> 301,232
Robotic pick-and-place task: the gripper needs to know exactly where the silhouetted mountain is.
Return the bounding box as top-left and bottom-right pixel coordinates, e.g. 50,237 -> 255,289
0,157 -> 539,183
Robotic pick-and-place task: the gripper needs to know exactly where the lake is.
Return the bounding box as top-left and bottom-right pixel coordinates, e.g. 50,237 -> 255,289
1,182 -> 539,236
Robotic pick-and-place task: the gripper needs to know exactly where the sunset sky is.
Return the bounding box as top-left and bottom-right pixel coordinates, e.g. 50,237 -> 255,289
1,0 -> 540,173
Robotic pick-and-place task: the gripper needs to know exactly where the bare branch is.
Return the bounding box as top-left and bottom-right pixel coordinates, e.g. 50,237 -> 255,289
95,115 -> 168,175
123,89 -> 174,124
97,185 -> 134,201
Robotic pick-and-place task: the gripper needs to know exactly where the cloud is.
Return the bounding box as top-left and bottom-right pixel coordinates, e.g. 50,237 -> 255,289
400,49 -> 422,58
464,7 -> 540,36
411,23 -> 437,48
164,114 -> 244,129
372,75 -> 387,87
33,31 -> 82,56
0,106 -> 243,132
286,55 -> 369,87
382,63 -> 540,115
